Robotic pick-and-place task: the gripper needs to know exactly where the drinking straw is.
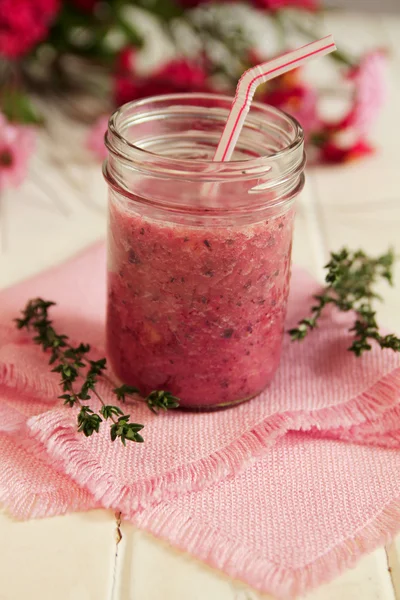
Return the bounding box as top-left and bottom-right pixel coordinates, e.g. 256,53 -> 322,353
213,35 -> 336,163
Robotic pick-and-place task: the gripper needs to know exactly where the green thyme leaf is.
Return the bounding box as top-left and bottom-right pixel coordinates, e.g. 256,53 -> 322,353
113,384 -> 141,403
146,390 -> 180,414
289,248 -> 400,356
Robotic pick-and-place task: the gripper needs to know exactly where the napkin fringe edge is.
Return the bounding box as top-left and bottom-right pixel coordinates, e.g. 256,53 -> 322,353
132,496 -> 400,600
0,360 -> 60,403
0,434 -> 96,520
300,366 -> 400,430
27,366 -> 400,514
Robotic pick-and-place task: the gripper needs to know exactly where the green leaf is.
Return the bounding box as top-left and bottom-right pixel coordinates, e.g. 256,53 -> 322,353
100,405 -> 124,419
146,390 -> 180,413
107,3 -> 144,48
77,407 -> 102,436
76,343 -> 91,354
289,247 -> 400,356
48,352 -> 58,365
113,384 -> 141,402
109,417 -> 145,444
88,358 -> 107,375
59,393 -> 76,407
128,0 -> 183,22
1,89 -> 43,125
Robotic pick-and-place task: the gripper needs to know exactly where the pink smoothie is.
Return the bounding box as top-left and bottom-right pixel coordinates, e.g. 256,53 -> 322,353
107,198 -> 294,408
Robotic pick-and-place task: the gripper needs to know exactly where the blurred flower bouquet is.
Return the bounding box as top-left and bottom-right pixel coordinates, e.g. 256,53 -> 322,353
0,0 -> 388,187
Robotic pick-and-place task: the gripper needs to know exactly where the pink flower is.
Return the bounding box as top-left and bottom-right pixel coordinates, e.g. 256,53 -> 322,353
252,0 -> 319,10
0,113 -> 35,190
86,115 -> 109,161
310,51 -> 387,164
262,52 -> 386,165
0,0 -> 60,59
338,51 -> 387,135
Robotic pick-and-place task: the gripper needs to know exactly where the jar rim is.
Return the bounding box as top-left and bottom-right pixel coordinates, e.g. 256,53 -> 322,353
106,92 -> 304,177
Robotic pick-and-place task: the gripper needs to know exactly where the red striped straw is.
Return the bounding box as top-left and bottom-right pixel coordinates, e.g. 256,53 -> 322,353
213,35 -> 336,163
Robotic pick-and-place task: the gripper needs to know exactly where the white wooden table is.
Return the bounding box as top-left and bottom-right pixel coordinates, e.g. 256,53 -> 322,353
1,11 -> 400,600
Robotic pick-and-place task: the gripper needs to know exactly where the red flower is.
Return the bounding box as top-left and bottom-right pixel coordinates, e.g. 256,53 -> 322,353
0,0 -> 60,59
114,58 -> 209,107
252,0 -> 319,10
117,46 -> 137,72
320,139 -> 374,164
114,77 -> 140,108
154,58 -> 208,90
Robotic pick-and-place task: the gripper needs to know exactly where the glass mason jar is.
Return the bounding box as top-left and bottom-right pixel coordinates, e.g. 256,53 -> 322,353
104,93 -> 305,409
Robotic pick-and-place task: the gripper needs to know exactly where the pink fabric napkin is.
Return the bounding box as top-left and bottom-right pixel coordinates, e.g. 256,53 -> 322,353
1,243 -> 400,599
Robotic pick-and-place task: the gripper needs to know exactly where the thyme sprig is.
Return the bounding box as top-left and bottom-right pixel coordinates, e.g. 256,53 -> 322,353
289,248 -> 400,356
15,299 -> 179,445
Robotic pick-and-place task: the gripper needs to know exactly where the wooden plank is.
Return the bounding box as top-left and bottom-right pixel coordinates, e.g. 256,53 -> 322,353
387,542 -> 400,600
114,524 -> 396,600
305,550 -> 396,600
0,509 -> 116,600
